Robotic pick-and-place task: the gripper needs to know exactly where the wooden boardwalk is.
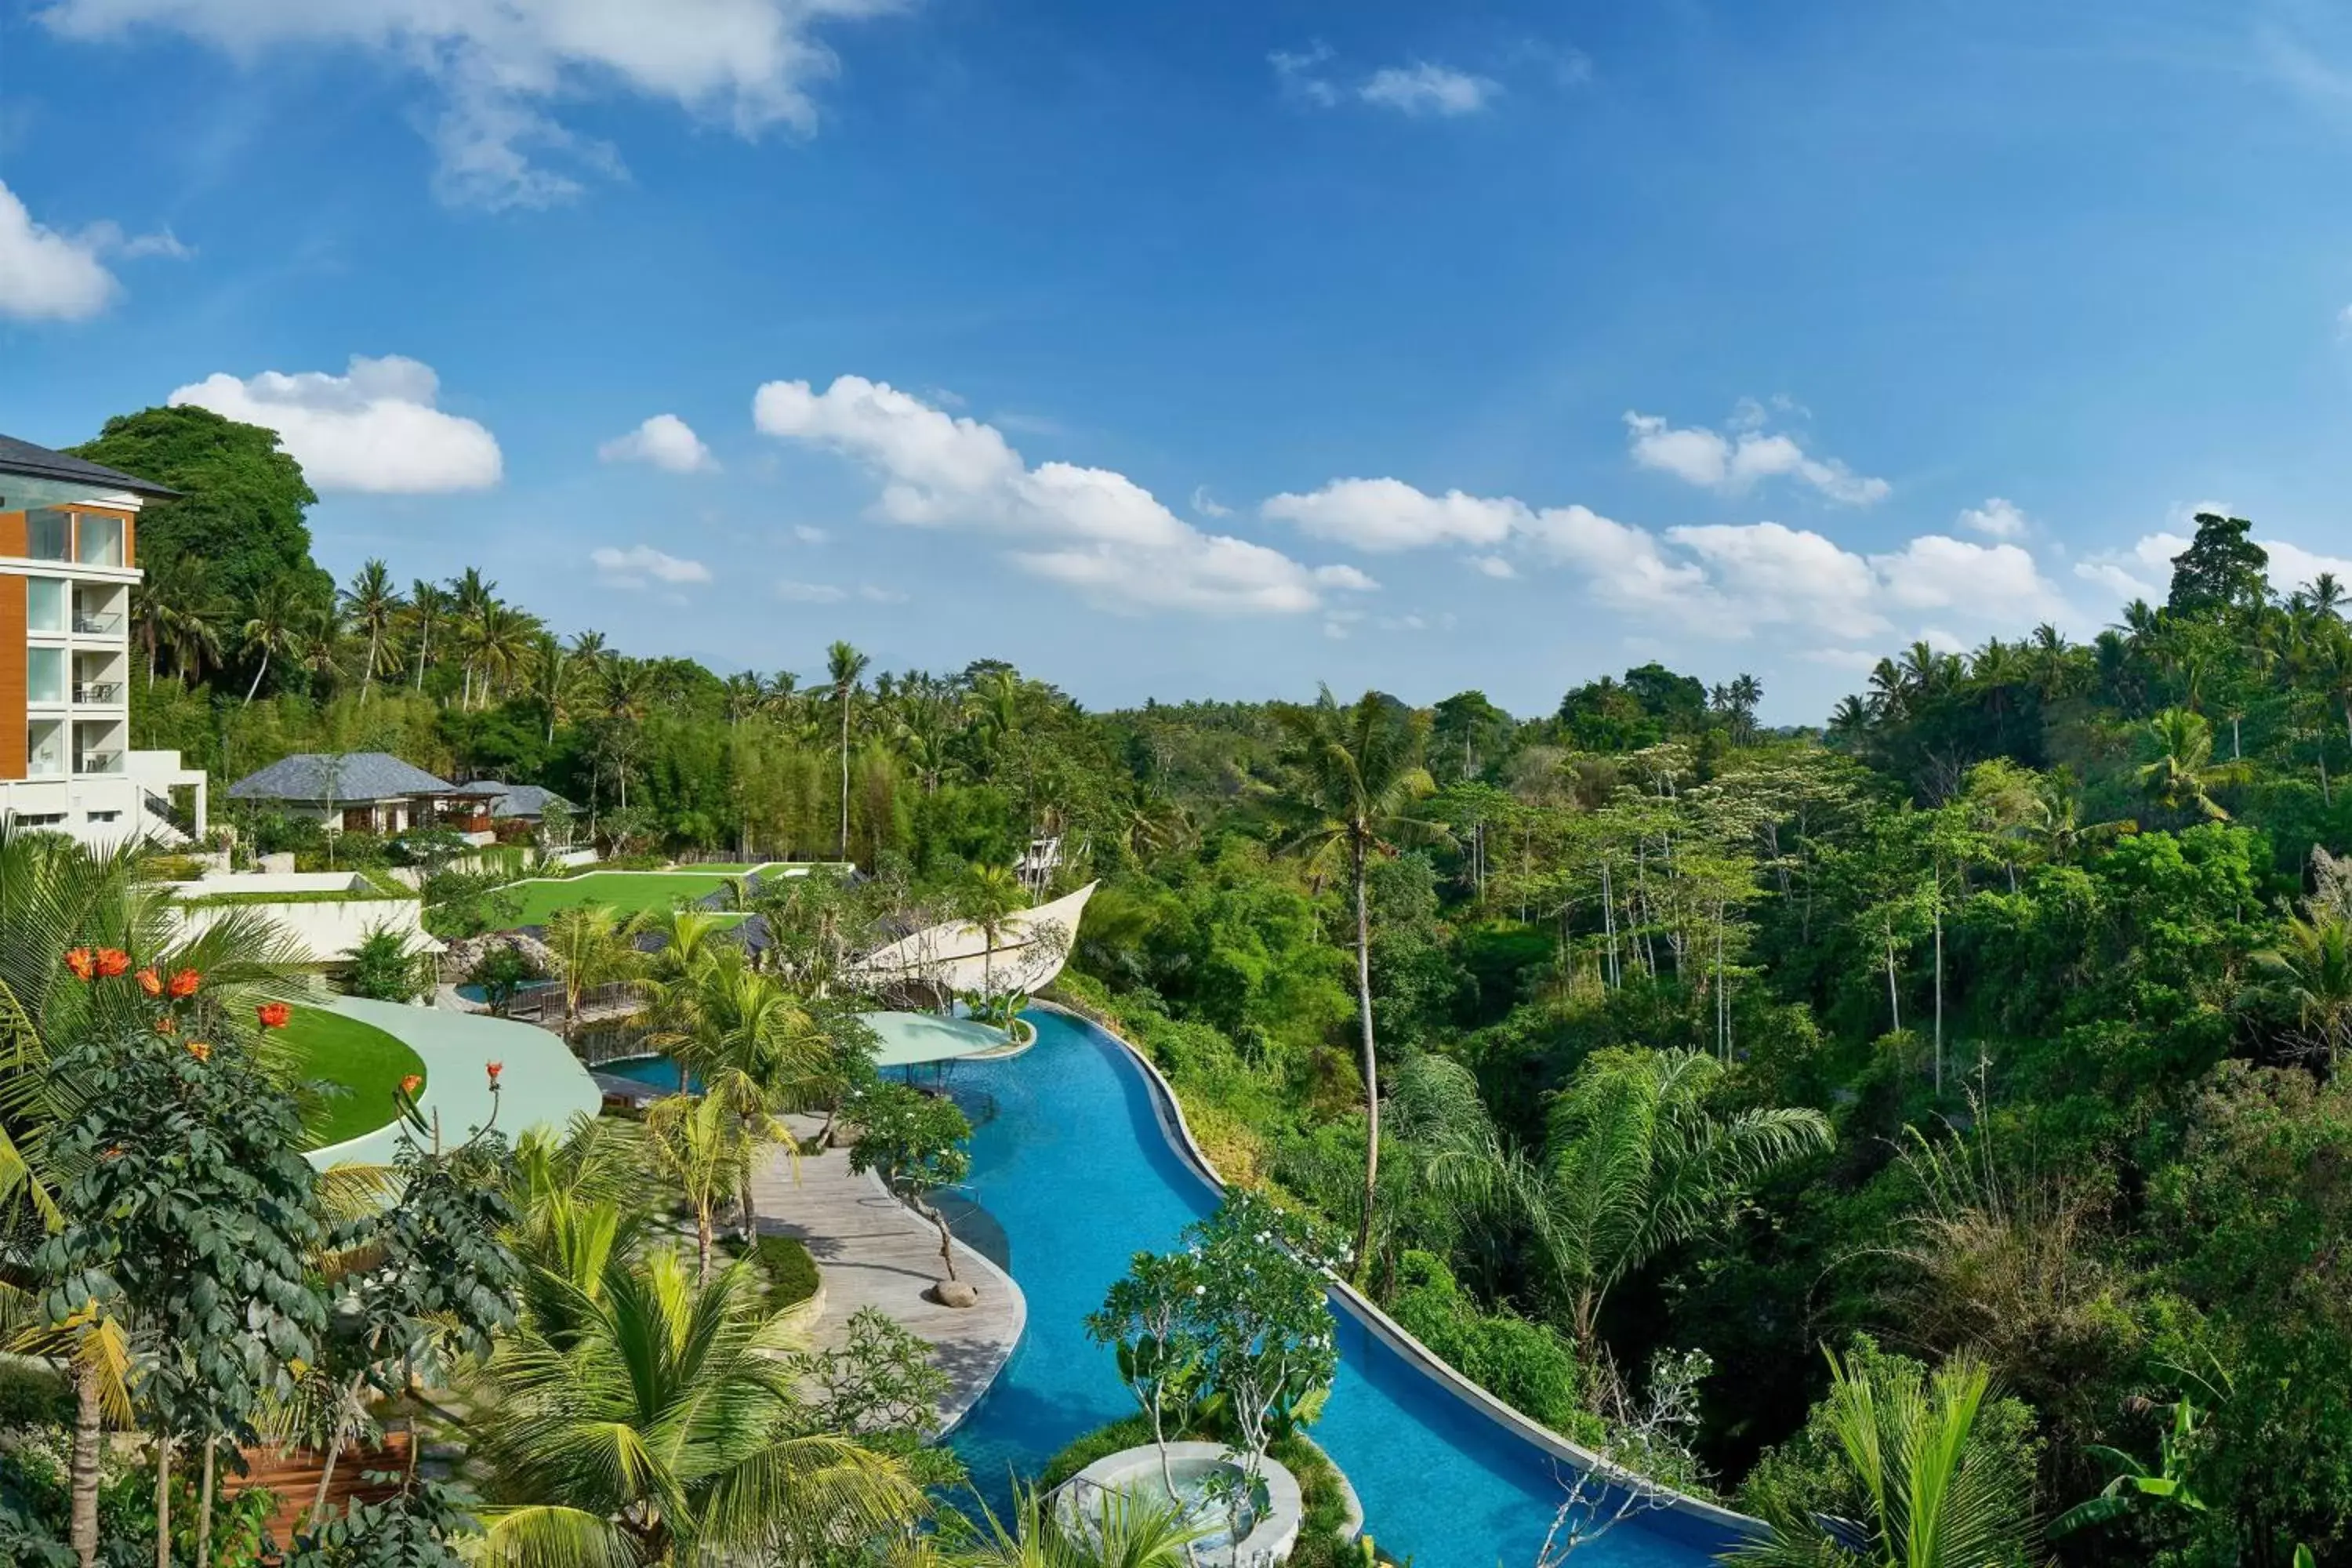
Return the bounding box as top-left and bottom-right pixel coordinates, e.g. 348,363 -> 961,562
749,1116 -> 1025,1433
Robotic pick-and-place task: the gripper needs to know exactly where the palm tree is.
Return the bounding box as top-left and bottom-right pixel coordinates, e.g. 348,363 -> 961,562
1525,1048 -> 1829,1348
643,1093 -> 752,1283
952,1482 -> 1206,1568
2252,911 -> 2352,1062
131,554 -> 226,689
960,864 -> 1029,1001
337,559 -> 404,702
2136,708 -> 2247,822
722,671 -> 764,728
462,601 -> 542,707
827,641 -> 871,862
404,579 -> 451,692
1728,1348 -> 2038,1567
1270,687 -> 1449,1279
542,905 -> 639,1046
448,566 -> 498,707
470,1247 -> 922,1565
666,954 -> 825,1239
238,574 -> 314,706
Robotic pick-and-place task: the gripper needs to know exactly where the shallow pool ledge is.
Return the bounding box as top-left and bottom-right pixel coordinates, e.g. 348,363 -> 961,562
1033,999 -> 1762,1544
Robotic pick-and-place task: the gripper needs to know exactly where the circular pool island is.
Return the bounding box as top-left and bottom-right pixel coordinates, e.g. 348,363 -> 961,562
1057,1442 -> 1304,1565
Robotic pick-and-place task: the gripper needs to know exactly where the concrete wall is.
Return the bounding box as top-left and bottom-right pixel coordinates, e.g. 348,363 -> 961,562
172,895 -> 437,964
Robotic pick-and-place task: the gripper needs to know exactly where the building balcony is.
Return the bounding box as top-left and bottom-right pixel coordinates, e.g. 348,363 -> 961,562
72,612 -> 122,636
73,681 -> 125,705
74,751 -> 122,775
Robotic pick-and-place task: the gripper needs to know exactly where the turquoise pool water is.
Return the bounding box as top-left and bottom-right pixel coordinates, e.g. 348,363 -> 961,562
942,1011 -> 1738,1567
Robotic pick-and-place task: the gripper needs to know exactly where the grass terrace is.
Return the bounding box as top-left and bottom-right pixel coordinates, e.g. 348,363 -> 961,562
498,864 -> 781,926
278,1002 -> 428,1151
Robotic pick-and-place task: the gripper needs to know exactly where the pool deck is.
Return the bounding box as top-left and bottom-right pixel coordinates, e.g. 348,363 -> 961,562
748,1116 -> 1025,1434
305,996 -> 604,1171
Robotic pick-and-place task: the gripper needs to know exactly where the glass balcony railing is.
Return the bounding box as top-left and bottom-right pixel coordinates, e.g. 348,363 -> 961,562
74,751 -> 123,775
72,612 -> 122,635
73,681 -> 124,705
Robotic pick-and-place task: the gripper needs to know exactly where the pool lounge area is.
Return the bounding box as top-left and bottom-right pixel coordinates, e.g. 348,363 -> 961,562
938,1008 -> 1747,1568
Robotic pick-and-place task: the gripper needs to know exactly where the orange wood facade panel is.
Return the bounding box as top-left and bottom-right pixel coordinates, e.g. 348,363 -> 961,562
0,510 -> 23,557
0,574 -> 24,778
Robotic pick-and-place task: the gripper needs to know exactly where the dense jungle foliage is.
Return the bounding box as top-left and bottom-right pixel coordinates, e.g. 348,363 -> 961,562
72,405 -> 2352,1562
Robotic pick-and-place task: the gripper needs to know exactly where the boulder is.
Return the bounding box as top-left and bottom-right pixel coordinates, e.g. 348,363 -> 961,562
929,1279 -> 980,1308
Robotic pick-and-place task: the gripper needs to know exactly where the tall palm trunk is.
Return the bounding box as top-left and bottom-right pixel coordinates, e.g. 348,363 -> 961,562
413,622 -> 430,690
195,1435 -> 217,1568
154,1432 -> 172,1568
361,629 -> 379,702
838,694 -> 852,862
1352,832 -> 1378,1284
244,655 -> 267,706
71,1366 -> 102,1568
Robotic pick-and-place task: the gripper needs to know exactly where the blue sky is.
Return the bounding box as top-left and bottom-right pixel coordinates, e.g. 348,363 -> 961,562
7,1 -> 2352,723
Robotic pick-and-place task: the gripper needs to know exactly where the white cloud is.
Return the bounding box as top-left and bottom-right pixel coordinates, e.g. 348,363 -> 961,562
1264,474 -> 2065,641
1190,485 -> 1232,518
0,180 -> 118,321
776,579 -> 848,603
1359,63 -> 1501,116
598,413 -> 717,474
1261,477 -> 1519,550
1958,496 -> 2028,539
2263,538 -> 2352,595
1624,410 -> 1890,504
753,374 -> 1370,615
859,583 -> 909,604
593,544 -> 711,589
1269,43 -> 1341,107
169,355 -> 502,492
793,524 -> 832,545
43,0 -> 909,210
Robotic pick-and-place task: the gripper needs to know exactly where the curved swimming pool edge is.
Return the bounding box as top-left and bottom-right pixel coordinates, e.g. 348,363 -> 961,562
1034,998 -> 1761,1544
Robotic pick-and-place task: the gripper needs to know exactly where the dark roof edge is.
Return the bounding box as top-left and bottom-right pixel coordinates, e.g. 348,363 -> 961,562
0,434 -> 182,500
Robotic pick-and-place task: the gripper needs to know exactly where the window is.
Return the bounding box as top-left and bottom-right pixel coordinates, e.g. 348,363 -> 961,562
25,577 -> 64,633
9,813 -> 66,828
85,811 -> 120,823
26,647 -> 64,705
75,514 -> 123,568
25,723 -> 64,777
26,510 -> 70,561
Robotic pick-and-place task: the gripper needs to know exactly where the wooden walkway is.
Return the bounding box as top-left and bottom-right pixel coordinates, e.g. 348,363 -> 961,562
749,1116 -> 1025,1433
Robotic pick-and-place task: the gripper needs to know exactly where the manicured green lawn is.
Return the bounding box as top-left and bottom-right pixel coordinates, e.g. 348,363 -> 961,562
503,871 -> 746,927
279,1004 -> 429,1151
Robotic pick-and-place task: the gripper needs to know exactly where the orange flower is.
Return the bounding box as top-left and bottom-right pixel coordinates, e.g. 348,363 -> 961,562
95,949 -> 129,978
256,1001 -> 292,1030
102,1145 -> 123,1161
167,968 -> 201,999
186,1040 -> 212,1062
485,1062 -> 503,1085
154,1016 -> 177,1035
399,1073 -> 423,1098
64,949 -> 95,982
136,968 -> 163,997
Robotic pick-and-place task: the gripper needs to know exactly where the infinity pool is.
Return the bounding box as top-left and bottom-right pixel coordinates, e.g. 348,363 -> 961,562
942,1011 -> 1737,1567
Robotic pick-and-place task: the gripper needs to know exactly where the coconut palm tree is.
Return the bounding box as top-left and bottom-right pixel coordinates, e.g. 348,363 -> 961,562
542,905 -> 639,1047
132,553 -> 227,689
337,559 -> 404,702
663,953 -> 826,1239
403,579 -> 451,692
238,573 -> 316,706
643,1092 -> 753,1283
1727,1348 -> 2038,1567
1269,686 -> 1449,1279
827,641 -> 871,862
2136,708 -> 2248,823
470,1246 -> 922,1565
960,864 -> 1029,1002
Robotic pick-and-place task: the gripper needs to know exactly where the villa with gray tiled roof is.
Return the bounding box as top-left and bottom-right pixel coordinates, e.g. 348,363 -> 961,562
227,750 -> 503,836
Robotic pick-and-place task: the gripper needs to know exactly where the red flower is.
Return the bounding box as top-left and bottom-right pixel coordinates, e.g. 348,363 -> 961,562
95,949 -> 129,978
485,1062 -> 503,1086
154,1016 -> 177,1036
186,1041 -> 212,1062
168,969 -> 201,999
256,1001 -> 292,1030
136,968 -> 163,997
64,949 -> 95,982
399,1073 -> 423,1098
